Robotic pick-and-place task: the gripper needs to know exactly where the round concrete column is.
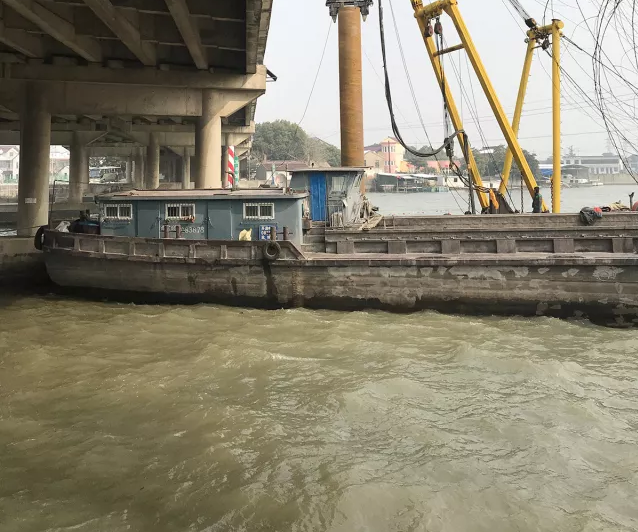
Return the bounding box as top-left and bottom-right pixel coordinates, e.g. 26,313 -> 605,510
125,157 -> 132,183
17,83 -> 51,237
133,148 -> 144,188
196,89 -> 222,189
145,133 -> 160,189
68,132 -> 88,204
181,150 -> 191,189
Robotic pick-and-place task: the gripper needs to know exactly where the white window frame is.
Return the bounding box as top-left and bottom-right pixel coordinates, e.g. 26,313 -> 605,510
165,203 -> 196,221
103,203 -> 132,221
243,202 -> 275,220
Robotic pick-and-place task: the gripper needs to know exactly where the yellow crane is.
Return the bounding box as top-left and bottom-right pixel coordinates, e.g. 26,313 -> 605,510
498,19 -> 564,213
408,0 -> 557,213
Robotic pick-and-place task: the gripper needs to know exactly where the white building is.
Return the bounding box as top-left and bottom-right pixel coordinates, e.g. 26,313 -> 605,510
0,145 -> 70,183
0,146 -> 20,183
561,153 -> 634,175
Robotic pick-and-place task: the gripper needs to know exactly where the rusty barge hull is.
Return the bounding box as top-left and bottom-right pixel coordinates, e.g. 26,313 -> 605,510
43,231 -> 638,327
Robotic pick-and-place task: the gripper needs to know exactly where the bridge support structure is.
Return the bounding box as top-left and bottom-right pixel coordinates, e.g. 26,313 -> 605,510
17,82 -> 50,237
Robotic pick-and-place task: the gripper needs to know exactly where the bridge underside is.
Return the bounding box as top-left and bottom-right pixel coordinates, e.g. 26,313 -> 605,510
0,0 -> 273,235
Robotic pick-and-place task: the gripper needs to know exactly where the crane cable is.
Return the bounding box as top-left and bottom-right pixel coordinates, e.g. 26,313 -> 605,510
507,0 -> 535,26
378,0 -> 461,158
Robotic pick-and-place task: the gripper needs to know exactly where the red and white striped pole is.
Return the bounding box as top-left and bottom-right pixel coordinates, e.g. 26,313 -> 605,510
226,145 -> 235,188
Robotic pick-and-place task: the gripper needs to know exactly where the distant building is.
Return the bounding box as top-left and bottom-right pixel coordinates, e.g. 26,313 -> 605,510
561,152 -> 636,175
49,146 -> 70,181
425,160 -> 459,173
0,146 -> 19,183
399,160 -> 416,173
364,137 -> 406,174
364,150 -> 384,172
0,145 -> 70,182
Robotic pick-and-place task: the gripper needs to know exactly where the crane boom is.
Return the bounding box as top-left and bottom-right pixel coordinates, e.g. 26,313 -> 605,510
409,0 -> 547,211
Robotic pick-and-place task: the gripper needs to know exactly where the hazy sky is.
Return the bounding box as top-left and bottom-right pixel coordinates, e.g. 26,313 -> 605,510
255,0 -> 637,160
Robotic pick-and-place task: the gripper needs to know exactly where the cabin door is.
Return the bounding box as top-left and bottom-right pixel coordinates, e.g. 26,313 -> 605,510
309,173 -> 326,221
136,201 -> 161,238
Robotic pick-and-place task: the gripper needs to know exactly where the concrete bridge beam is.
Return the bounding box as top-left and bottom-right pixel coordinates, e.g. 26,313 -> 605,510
224,133 -> 252,147
17,82 -> 50,237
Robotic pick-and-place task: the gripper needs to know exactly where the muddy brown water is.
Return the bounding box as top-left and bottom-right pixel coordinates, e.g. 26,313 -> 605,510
1,295 -> 638,531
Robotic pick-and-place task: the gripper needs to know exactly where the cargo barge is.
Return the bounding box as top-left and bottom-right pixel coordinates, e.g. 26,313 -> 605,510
40,168 -> 638,327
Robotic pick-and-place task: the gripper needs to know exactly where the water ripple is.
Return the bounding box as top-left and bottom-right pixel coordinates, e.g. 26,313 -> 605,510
1,295 -> 637,531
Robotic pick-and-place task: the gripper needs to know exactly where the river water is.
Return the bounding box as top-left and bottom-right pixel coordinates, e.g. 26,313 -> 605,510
1,295 -> 638,531
368,183 -> 638,216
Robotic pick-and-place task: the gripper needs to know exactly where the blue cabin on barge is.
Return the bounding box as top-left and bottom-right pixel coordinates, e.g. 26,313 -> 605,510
97,189 -> 307,247
289,167 -> 366,226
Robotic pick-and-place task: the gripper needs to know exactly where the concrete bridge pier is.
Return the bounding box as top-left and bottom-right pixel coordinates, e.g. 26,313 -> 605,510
196,90 -> 222,189
133,148 -> 145,189
181,149 -> 191,189
68,132 -> 89,204
196,91 -> 256,189
145,133 -> 160,189
125,157 -> 132,183
17,83 -> 51,237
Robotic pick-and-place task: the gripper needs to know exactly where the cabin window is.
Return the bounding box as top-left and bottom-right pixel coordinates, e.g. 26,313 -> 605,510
165,203 -> 196,220
243,202 -> 275,220
103,203 -> 132,221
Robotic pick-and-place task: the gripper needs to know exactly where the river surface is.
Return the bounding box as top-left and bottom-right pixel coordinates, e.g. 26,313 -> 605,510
368,183 -> 638,216
1,295 -> 638,531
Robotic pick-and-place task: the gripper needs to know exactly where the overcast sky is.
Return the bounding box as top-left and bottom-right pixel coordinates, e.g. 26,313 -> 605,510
255,0 -> 637,160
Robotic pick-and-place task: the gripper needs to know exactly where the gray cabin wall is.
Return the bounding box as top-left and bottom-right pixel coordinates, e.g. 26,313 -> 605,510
99,197 -> 305,247
232,199 -> 303,246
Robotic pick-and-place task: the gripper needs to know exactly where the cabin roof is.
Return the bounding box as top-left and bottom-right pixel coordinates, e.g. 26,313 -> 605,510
98,188 -> 308,201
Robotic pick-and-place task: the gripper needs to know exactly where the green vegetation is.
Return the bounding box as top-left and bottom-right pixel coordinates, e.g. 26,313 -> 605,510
405,143 -> 540,178
252,120 -> 341,167
470,145 -> 541,179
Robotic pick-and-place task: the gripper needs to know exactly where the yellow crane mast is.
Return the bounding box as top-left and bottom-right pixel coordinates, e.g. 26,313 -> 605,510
498,19 -> 564,213
409,0 -> 550,212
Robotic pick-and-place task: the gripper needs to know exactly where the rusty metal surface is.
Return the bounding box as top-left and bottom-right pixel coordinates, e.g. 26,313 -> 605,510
338,7 -> 365,167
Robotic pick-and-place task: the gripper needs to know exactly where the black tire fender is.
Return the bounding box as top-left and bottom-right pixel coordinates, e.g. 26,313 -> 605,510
263,241 -> 281,261
34,226 -> 46,251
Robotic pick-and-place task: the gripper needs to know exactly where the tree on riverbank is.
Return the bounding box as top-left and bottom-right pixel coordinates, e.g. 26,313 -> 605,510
252,120 -> 340,167
470,145 -> 541,179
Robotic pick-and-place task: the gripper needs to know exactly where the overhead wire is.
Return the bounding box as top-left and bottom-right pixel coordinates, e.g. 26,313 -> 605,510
377,0 -> 461,159
501,0 -> 638,185
273,20 -> 333,169
386,0 -> 443,172
363,48 -> 426,146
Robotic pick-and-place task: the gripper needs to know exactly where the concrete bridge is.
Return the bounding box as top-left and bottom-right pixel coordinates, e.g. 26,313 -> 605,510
0,0 -> 273,235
